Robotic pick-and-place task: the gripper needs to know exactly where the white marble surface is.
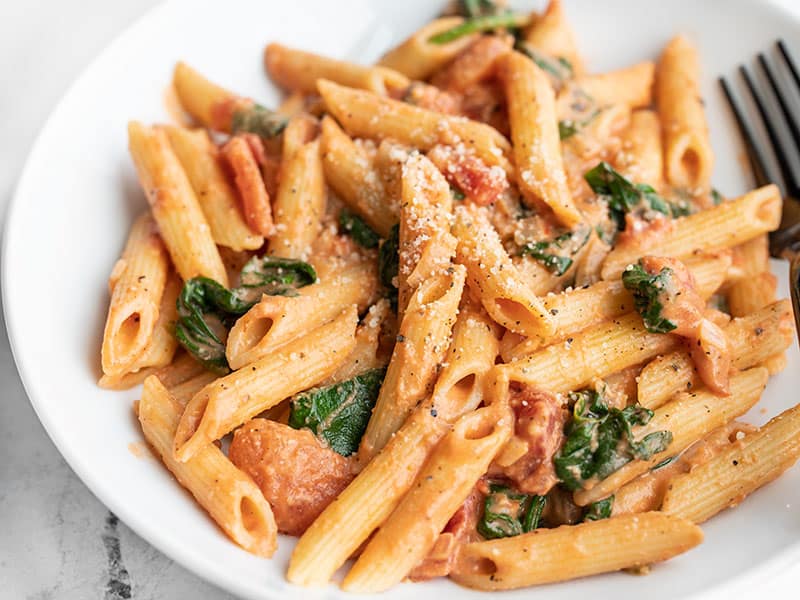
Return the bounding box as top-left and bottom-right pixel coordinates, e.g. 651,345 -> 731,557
0,1 -> 798,599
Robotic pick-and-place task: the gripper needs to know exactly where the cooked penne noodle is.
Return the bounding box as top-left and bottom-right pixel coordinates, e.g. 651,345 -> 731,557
497,311 -> 676,395
317,79 -> 513,174
727,271 -> 778,317
359,265 -> 466,461
729,234 -> 770,280
173,306 -> 358,462
162,125 -> 262,251
168,371 -> 220,407
523,0 -> 584,75
573,62 -> 655,110
138,376 -> 277,556
265,43 -> 409,95
268,139 -> 325,259
397,153 -> 456,314
127,122 -> 228,285
657,35 -> 713,192
324,299 -> 393,384
101,213 -> 170,377
497,51 -> 582,227
226,260 -> 377,370
637,300 -> 794,408
319,116 -> 396,237
662,402 -> 800,523
343,402 -> 513,592
378,17 -> 480,81
453,204 -> 555,338
431,305 -> 500,420
450,512 -> 702,590
616,109 -> 663,185
172,62 -> 236,129
574,367 -> 769,506
504,252 -> 729,360
601,184 -> 782,279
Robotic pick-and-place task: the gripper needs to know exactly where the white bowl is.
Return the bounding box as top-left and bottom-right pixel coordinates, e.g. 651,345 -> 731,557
3,0 -> 799,598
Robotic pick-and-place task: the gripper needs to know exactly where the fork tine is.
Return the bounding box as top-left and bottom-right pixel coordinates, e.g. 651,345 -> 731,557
719,77 -> 777,189
758,52 -> 800,189
777,40 -> 800,100
739,65 -> 800,197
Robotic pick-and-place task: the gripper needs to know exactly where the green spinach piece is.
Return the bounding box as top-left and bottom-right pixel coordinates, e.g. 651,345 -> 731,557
519,226 -> 591,276
378,224 -> 400,310
622,261 -> 678,334
230,103 -> 288,139
174,256 -> 316,373
711,188 -> 725,206
429,12 -> 526,44
457,0 -> 502,17
583,496 -> 614,521
559,108 -> 603,140
554,389 -> 673,491
339,209 -> 380,249
477,483 -> 546,539
288,368 -> 386,456
515,43 -> 574,82
584,162 -> 692,231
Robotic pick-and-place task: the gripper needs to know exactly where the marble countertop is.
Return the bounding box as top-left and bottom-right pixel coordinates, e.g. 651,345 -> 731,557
0,2 -> 797,599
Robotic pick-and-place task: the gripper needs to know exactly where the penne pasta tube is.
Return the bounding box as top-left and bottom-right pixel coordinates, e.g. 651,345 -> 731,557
378,17 -> 480,81
162,125 -> 263,251
657,35 -> 713,192
343,402 -> 513,592
265,43 -> 409,95
727,271 -> 778,317
573,62 -> 655,110
453,204 -> 555,338
172,62 -> 236,129
318,79 -> 512,174
497,51 -> 582,227
319,116 -> 396,237
662,402 -> 800,523
574,367 -> 769,506
101,213 -> 170,377
226,261 -> 378,370
127,122 -> 228,286
359,265 -> 466,461
398,153 -> 456,314
450,512 -> 702,590
522,0 -> 584,75
97,272 -> 179,389
637,300 -> 794,408
288,406 -> 450,586
616,109 -> 663,185
497,312 -> 676,395
504,252 -> 729,360
268,139 -> 325,259
728,234 -> 770,281
138,376 -> 277,556
601,184 -> 782,279
173,306 -> 358,462
431,306 -> 500,421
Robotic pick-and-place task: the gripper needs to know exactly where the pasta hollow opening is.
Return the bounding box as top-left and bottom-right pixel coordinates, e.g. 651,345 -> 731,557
462,413 -> 498,441
239,495 -> 267,535
416,275 -> 452,306
114,312 -> 144,353
493,298 -> 533,326
241,316 -> 275,351
468,556 -> 499,576
680,147 -> 701,185
442,373 -> 477,407
756,195 -> 781,224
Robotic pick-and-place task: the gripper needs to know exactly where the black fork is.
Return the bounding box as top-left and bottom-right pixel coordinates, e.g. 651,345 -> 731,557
720,39 -> 800,342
